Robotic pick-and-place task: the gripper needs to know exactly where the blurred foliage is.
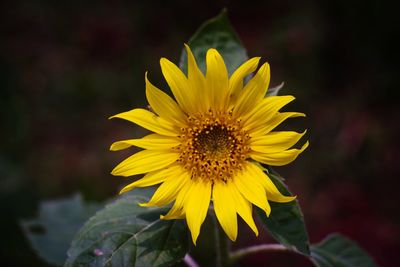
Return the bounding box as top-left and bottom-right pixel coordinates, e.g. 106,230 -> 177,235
21,194 -> 101,266
1,0 -> 399,266
179,9 -> 247,75
258,167 -> 310,255
310,234 -> 377,267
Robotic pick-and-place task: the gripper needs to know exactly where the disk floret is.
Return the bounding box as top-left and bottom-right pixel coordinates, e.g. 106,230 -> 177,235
176,110 -> 251,183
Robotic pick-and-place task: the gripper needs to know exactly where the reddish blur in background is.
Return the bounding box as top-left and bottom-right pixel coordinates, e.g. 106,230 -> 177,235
1,0 -> 399,266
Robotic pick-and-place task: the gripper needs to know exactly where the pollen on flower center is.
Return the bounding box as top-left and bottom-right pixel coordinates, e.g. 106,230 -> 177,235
176,111 -> 251,183
195,125 -> 234,160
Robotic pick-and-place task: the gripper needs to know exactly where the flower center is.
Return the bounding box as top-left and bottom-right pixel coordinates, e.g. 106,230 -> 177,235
195,125 -> 234,160
176,111 -> 251,183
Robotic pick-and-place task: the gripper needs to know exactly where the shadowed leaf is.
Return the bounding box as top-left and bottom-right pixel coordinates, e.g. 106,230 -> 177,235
257,167 -> 310,255
64,189 -> 189,267
179,9 -> 248,75
310,234 -> 378,267
21,194 -> 101,266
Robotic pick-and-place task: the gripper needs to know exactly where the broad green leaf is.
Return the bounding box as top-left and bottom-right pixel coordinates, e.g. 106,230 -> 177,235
310,234 -> 378,267
21,194 -> 101,266
179,9 -> 248,75
257,167 -> 310,255
64,189 -> 189,267
266,82 -> 285,97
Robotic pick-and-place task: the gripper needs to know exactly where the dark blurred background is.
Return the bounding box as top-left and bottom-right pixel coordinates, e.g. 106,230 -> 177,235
1,0 -> 399,266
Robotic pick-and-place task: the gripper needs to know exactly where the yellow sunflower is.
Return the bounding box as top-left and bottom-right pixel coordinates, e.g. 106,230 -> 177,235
110,45 -> 308,244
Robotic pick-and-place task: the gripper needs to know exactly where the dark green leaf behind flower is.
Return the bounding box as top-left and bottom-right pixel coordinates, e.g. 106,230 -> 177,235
179,9 -> 248,76
257,167 -> 310,255
310,234 -> 378,267
64,189 -> 190,267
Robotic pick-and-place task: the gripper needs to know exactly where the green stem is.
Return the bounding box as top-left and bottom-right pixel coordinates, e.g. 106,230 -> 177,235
213,213 -> 229,267
229,244 -> 288,264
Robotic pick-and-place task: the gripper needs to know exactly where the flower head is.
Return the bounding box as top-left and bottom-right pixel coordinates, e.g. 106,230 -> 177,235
110,45 -> 308,244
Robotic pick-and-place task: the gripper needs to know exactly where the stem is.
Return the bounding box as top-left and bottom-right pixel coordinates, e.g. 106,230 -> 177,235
213,213 -> 229,267
183,254 -> 200,267
229,244 -> 288,263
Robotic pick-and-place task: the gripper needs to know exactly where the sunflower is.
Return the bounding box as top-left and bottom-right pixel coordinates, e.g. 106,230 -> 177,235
110,45 -> 308,244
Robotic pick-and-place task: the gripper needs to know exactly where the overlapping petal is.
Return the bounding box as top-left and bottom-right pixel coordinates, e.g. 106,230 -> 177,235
205,49 -> 229,110
160,57 -> 196,114
247,163 -> 296,203
185,180 -> 212,244
185,44 -> 207,113
110,108 -> 178,136
119,164 -> 182,194
233,62 -> 270,118
229,182 -> 259,236
110,134 -> 180,151
250,130 -> 307,153
233,163 -> 271,216
145,73 -> 187,125
140,171 -> 189,207
251,141 -> 309,166
111,150 -> 179,177
161,181 -> 193,220
213,181 -> 238,241
250,111 -> 306,137
228,57 -> 260,106
242,95 -> 295,130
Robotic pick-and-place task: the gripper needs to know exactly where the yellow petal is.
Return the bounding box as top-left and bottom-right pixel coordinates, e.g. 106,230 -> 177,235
119,165 -> 182,194
184,44 -> 206,113
250,130 -> 307,153
111,150 -> 179,177
251,112 -> 306,137
233,62 -> 270,117
161,207 -> 185,220
161,181 -> 193,220
229,183 -> 259,236
185,180 -> 212,245
233,164 -> 271,216
145,73 -> 187,125
242,95 -> 295,130
110,134 -> 181,151
228,57 -> 261,106
247,163 -> 296,203
251,141 -> 309,166
205,48 -> 229,110
140,171 -> 189,207
213,181 -> 238,241
110,108 -> 178,136
160,57 -> 195,113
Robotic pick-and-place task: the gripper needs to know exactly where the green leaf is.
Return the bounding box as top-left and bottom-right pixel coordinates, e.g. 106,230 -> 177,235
64,189 -> 189,267
310,234 -> 378,267
21,194 -> 101,266
179,9 -> 248,75
257,167 -> 310,255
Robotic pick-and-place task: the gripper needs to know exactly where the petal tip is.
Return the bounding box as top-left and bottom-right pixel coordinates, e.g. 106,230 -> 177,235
191,235 -> 198,246
160,57 -> 171,66
302,141 -> 310,151
254,229 -> 259,237
118,188 -> 130,195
